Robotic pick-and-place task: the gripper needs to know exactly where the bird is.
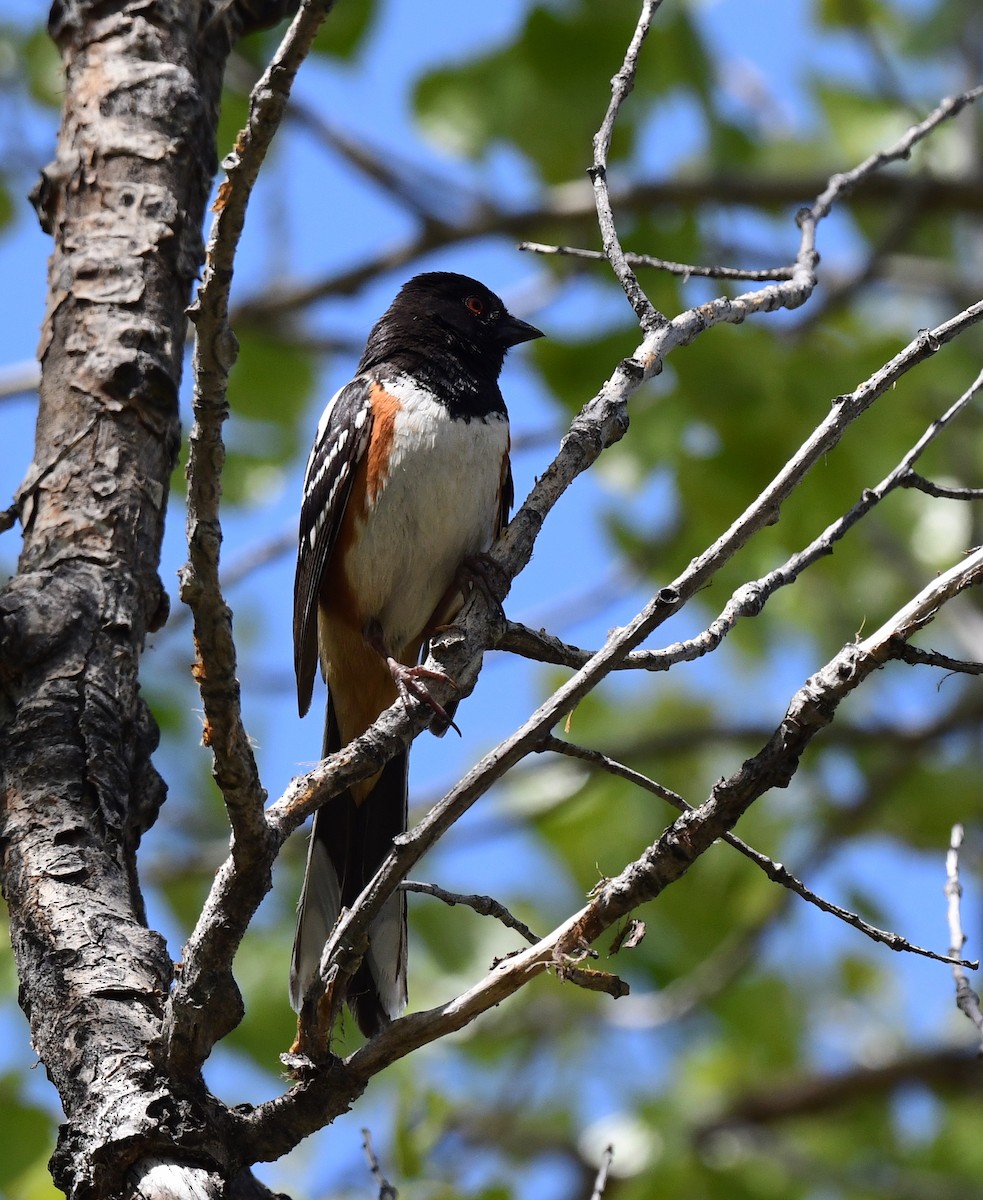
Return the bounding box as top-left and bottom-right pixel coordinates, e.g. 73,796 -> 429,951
290,271 -> 543,1037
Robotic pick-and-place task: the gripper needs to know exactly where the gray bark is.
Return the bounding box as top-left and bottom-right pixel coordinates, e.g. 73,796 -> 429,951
0,2 -> 285,1195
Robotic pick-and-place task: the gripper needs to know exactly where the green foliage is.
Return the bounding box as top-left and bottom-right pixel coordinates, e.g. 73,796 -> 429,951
19,26 -> 62,107
818,0 -> 899,30
0,1077 -> 51,1190
414,1 -> 711,183
310,0 -> 378,60
0,21 -> 59,232
816,85 -> 913,160
223,329 -> 315,501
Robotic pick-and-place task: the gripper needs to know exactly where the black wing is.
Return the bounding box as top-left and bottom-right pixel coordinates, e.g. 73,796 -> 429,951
293,375 -> 374,717
498,453 -> 514,537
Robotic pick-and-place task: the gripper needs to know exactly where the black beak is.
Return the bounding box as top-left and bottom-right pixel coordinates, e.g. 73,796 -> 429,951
498,314 -> 545,347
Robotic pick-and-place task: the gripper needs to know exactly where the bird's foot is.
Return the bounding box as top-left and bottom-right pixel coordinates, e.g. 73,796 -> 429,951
387,658 -> 461,735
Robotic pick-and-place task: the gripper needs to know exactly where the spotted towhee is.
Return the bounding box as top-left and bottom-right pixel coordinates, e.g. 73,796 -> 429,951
290,272 -> 543,1035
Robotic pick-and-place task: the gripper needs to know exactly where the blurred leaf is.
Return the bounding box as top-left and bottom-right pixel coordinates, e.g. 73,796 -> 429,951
818,0 -> 898,29
0,183 -> 14,234
815,85 -> 911,161
229,330 -> 315,426
414,1 -> 710,183
222,927 -> 298,1069
312,0 -> 378,60
21,26 -> 63,108
533,325 -> 639,415
204,329 -> 318,505
216,86 -> 250,162
838,952 -> 884,998
902,0 -> 982,59
0,1076 -> 52,1189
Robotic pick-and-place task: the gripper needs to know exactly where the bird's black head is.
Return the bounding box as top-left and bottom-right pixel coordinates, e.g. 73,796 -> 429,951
359,272 -> 543,394
400,272 -> 544,354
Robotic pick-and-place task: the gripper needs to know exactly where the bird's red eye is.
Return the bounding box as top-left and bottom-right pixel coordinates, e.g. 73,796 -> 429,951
465,295 -> 484,315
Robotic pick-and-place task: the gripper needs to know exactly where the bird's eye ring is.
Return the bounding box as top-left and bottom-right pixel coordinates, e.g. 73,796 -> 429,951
465,295 -> 484,315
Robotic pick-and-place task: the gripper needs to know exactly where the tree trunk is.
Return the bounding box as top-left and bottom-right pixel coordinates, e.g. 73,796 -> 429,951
0,2 -> 267,1195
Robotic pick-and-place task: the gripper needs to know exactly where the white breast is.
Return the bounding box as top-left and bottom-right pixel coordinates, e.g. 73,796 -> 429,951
344,375 -> 509,656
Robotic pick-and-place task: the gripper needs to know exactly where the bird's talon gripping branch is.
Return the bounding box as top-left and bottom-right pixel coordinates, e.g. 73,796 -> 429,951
387,658 -> 461,734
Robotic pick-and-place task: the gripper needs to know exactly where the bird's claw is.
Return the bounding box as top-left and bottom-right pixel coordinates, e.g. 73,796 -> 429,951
388,659 -> 461,735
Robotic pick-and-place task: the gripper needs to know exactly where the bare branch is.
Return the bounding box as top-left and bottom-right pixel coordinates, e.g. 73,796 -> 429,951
519,240 -> 796,282
500,361 -> 983,677
165,0 -> 338,1075
259,293 -> 983,1092
809,85 -> 983,222
589,1145 -> 615,1200
789,190 -> 927,333
544,737 -> 976,970
361,1129 -> 398,1200
590,0 -> 666,330
162,523 -> 295,640
898,471 -> 983,501
944,824 -> 983,1049
549,546 -> 983,962
895,645 -> 983,674
403,879 -> 541,944
697,1046 -> 983,1136
232,169 -> 983,330
235,542 -> 983,1165
177,82 -> 983,1152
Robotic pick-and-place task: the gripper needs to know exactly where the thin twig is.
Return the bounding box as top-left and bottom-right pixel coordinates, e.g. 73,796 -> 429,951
162,524 -> 295,640
790,189 -> 927,334
543,737 -> 977,970
403,880 -> 541,944
499,365 -> 983,677
944,824 -> 983,1050
898,472 -> 983,501
361,1128 -> 398,1200
590,0 -> 666,330
808,85 -> 983,222
590,1145 -> 615,1200
519,240 -> 796,282
895,645 -> 983,674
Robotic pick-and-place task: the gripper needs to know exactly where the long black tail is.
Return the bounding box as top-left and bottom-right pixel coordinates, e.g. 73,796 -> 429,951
289,698 -> 407,1036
